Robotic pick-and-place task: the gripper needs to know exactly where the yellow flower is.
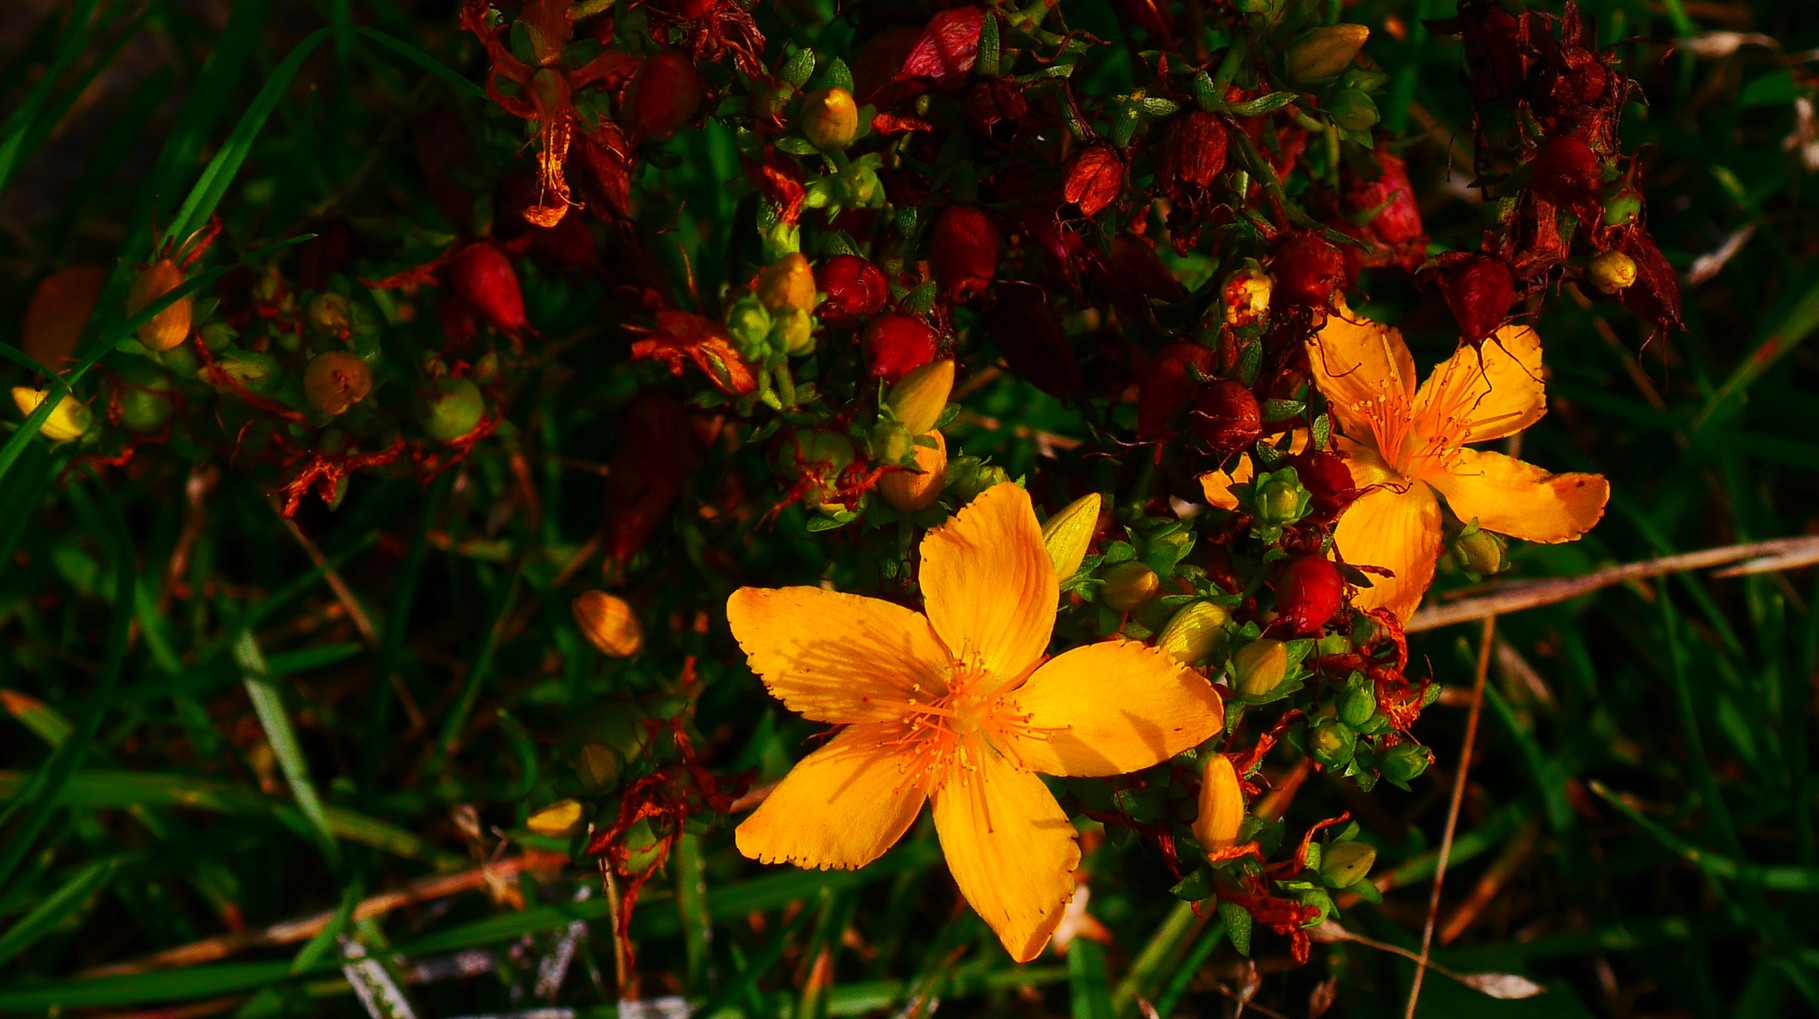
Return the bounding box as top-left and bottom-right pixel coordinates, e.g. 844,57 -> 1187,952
1198,430 -> 1308,511
1307,304 -> 1609,620
727,483 -> 1226,962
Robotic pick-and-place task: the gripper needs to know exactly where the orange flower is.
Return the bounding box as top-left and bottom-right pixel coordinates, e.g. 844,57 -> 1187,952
727,483 -> 1225,961
1308,304 -> 1609,620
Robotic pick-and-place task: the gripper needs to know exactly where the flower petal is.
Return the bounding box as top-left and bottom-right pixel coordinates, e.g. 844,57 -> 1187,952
1005,640 -> 1225,777
1307,303 -> 1417,453
736,722 -> 928,870
919,482 -> 1057,680
727,587 -> 950,724
1430,448 -> 1610,543
1198,455 -> 1253,511
1411,324 -> 1546,445
1333,479 -> 1444,621
931,751 -> 1080,962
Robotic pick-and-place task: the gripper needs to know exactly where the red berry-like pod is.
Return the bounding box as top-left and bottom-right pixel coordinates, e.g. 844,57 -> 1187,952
1438,255 -> 1516,344
448,243 -> 532,337
1274,556 -> 1345,635
1190,379 -> 1263,456
929,205 -> 1000,302
1136,342 -> 1217,438
1271,234 -> 1347,309
625,50 -> 704,143
816,254 -> 889,327
863,314 -> 940,381
1528,135 -> 1601,207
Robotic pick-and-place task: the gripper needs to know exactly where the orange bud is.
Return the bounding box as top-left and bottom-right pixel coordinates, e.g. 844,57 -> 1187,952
573,591 -> 644,657
303,352 -> 374,416
23,266 -> 107,371
879,430 -> 947,513
800,87 -> 859,151
127,260 -> 191,352
1193,754 -> 1245,851
757,253 -> 817,314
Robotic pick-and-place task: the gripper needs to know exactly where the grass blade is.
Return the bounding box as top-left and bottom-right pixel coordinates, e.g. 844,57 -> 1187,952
233,630 -> 342,869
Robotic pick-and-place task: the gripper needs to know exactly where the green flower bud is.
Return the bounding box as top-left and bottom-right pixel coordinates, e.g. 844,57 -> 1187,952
419,377 -> 485,443
1338,683 -> 1378,729
870,419 -> 916,464
1452,527 -> 1510,577
1285,24 -> 1370,83
1587,249 -> 1638,294
1233,639 -> 1290,699
1602,188 -> 1643,227
1320,840 -> 1377,888
944,456 -> 1009,504
1380,741 -> 1431,784
1254,470 -> 1312,527
198,322 -> 237,353
307,293 -> 353,336
303,351 -> 373,417
201,352 -> 283,397
771,307 -> 815,355
726,296 -> 773,357
156,344 -> 200,379
114,378 -> 175,433
1310,716 -> 1356,769
1101,560 -> 1160,612
576,742 -> 623,790
1041,493 -> 1102,584
801,87 -> 859,151
1328,87 -> 1379,132
1158,600 -> 1231,665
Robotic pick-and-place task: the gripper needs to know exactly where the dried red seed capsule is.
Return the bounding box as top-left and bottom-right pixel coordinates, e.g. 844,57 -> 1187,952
1528,135 -> 1601,206
1272,234 -> 1348,309
1292,450 -> 1356,518
1190,379 -> 1263,456
863,314 -> 939,381
816,255 -> 889,327
928,204 -> 999,302
1136,342 -> 1216,439
1274,556 -> 1344,635
448,244 -> 530,336
1064,146 -> 1124,218
1440,255 -> 1516,343
1159,110 -> 1229,191
625,50 -> 704,143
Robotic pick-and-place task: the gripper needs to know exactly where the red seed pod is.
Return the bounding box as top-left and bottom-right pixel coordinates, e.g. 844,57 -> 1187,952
987,283 -> 1083,403
1528,135 -> 1601,207
895,6 -> 987,87
929,205 -> 999,301
1292,449 -> 1357,519
816,254 -> 889,327
1137,342 -> 1217,438
1274,556 -> 1344,635
1340,149 -> 1427,270
1064,146 -> 1124,217
625,51 -> 704,142
1160,110 -> 1229,191
1093,235 -> 1188,307
448,243 -> 531,336
1440,255 -> 1516,343
863,315 -> 939,381
963,77 -> 1028,139
1190,379 -> 1263,455
1271,234 -> 1347,309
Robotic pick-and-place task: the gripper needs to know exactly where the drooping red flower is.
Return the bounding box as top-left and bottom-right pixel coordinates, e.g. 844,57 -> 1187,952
631,312 -> 759,397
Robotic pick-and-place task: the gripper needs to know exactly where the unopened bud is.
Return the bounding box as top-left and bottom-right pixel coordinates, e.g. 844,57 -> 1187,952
1587,249 -> 1638,294
1233,638 -> 1290,699
1453,527 -> 1510,577
201,352 -> 282,397
1101,560 -> 1160,612
126,259 -> 191,352
1285,24 -> 1370,83
23,266 -> 106,371
1319,840 -> 1376,888
1380,741 -> 1432,784
944,457 -> 1009,504
11,386 -> 91,442
801,87 -> 859,151
1338,683 -> 1378,729
576,742 -> 623,790
1158,600 -> 1231,665
885,359 -> 954,436
1310,716 -> 1356,769
573,590 -> 644,658
1255,472 -> 1312,527
306,293 -> 354,336
1193,754 -> 1245,852
303,352 -> 373,416
526,799 -> 584,837
757,253 -> 818,314
112,377 -> 175,433
1041,493 -> 1102,583
879,430 -> 947,513
725,295 -> 772,356
420,376 -> 486,443
771,307 -> 815,355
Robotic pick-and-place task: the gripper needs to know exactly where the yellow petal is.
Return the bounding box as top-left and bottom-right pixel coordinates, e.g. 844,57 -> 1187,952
1199,454 -> 1254,511
1430,448 -> 1610,543
1411,324 -> 1546,445
1006,640 -> 1225,777
727,587 -> 950,724
736,722 -> 929,870
1333,479 -> 1443,621
930,751 -> 1080,962
919,482 -> 1057,680
1306,303 -> 1417,454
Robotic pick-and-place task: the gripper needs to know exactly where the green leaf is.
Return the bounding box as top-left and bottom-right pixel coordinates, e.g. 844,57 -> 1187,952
234,630 -> 342,869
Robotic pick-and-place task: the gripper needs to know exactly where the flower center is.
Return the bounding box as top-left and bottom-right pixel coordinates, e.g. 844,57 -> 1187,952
878,650 -> 1055,792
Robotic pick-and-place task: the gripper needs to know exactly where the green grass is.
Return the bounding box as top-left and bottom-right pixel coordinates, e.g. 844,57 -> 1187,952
3,0 -> 1818,1016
